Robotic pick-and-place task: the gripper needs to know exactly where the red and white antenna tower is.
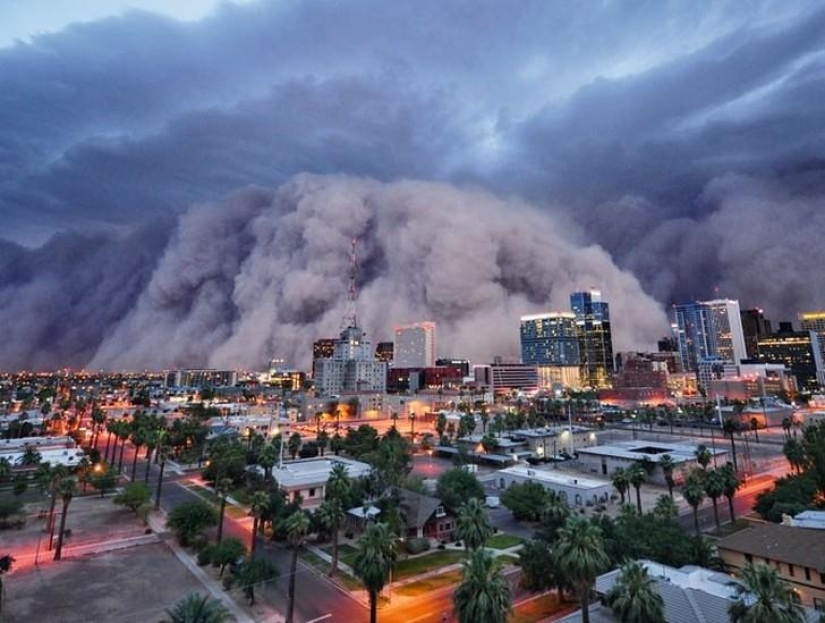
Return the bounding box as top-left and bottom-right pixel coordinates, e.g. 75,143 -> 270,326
341,237 -> 358,329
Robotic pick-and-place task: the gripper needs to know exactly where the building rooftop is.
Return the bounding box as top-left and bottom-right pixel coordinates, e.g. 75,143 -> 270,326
498,465 -> 611,490
577,440 -> 726,463
271,456 -> 371,489
716,523 -> 825,572
788,510 -> 825,529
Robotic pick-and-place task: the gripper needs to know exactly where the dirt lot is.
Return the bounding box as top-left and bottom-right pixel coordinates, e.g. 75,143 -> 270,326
3,542 -> 207,623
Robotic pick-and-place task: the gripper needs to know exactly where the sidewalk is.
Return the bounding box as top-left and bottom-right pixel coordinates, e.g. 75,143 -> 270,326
147,510 -> 259,623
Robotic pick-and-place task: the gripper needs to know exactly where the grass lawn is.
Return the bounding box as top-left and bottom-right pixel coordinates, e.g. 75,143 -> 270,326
186,484 -> 247,518
395,569 -> 462,596
300,550 -> 362,591
493,554 -> 520,570
486,533 -> 523,549
394,549 -> 466,581
322,542 -> 360,567
509,593 -> 565,623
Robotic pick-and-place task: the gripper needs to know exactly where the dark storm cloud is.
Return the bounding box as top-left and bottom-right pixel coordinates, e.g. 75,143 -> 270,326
1,0 -> 824,369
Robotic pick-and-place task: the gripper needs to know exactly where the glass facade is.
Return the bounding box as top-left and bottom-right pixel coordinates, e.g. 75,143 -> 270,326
570,291 -> 614,388
520,313 -> 580,366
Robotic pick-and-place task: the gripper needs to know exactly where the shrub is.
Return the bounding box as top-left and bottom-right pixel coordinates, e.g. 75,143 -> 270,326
405,538 -> 430,555
197,545 -> 215,566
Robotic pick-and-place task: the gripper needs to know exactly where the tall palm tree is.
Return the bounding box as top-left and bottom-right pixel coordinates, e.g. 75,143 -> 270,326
783,438 -> 806,474
722,419 -> 739,473
456,498 -> 493,551
627,462 -> 647,513
659,454 -> 676,498
249,491 -> 270,558
452,548 -> 512,623
164,593 -> 231,623
130,424 -> 149,481
555,515 -> 609,623
154,442 -> 170,511
284,511 -> 310,623
652,494 -> 678,520
720,463 -> 740,523
90,406 -> 106,451
37,463 -> 67,551
682,470 -> 706,536
353,522 -> 398,623
606,561 -> 665,623
695,444 -> 712,471
703,468 -> 725,530
216,477 -> 233,544
326,463 -> 351,576
53,475 -> 77,561
728,563 -> 805,623
258,443 -> 279,482
612,467 -> 630,505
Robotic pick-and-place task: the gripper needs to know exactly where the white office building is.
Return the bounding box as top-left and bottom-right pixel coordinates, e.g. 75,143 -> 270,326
393,322 -> 436,368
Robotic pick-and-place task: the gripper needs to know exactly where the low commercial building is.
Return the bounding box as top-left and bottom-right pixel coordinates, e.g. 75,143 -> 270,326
510,426 -> 598,459
495,465 -> 614,508
271,456 -> 371,508
576,440 -> 727,485
717,523 -> 825,611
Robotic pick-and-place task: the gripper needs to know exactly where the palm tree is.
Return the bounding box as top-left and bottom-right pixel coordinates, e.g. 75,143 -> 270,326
682,470 -> 706,535
723,419 -> 739,473
130,424 -> 149,481
652,494 -> 678,520
659,454 -> 676,498
627,462 -> 647,513
258,443 -> 278,482
452,548 -> 512,623
234,557 -> 278,606
555,515 -> 609,623
456,498 -> 493,551
284,511 -> 310,623
90,406 -> 106,451
164,593 -> 231,623
216,478 -> 233,544
703,468 -> 725,530
612,467 -> 630,505
249,491 -> 270,557
326,463 -> 351,576
606,561 -> 665,623
154,443 -> 170,511
0,457 -> 11,482
116,420 -> 131,472
37,463 -> 67,550
694,444 -> 712,470
783,438 -> 806,474
53,475 -> 77,561
353,522 -> 398,623
20,444 -> 42,466
728,563 -> 805,623
720,463 -> 740,523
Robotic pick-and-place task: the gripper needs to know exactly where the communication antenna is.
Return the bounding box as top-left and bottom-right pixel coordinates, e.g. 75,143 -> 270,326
341,237 -> 358,329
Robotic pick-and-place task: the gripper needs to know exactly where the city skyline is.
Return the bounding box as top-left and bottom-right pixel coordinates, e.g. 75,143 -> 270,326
2,1 -> 825,373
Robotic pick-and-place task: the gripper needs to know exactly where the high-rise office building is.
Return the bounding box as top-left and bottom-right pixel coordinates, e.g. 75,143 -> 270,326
314,326 -> 387,396
570,290 -> 615,388
799,311 -> 825,364
393,322 -> 436,368
520,313 -> 580,366
741,308 -> 773,360
674,299 -> 747,371
757,322 -> 824,391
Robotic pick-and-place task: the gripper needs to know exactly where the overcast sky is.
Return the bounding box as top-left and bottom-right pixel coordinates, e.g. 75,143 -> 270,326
2,0 -> 825,370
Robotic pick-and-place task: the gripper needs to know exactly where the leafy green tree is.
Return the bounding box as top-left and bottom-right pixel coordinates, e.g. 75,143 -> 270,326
20,444 -> 41,466
535,491 -> 571,545
284,511 -> 310,623
114,482 -> 152,514
500,481 -> 548,521
232,557 -> 278,605
754,473 -> 818,523
167,500 -> 218,546
53,475 -> 78,561
164,593 -> 231,623
316,430 -> 329,457
555,515 -> 609,623
0,554 -> 15,617
452,548 -> 512,623
435,413 -> 447,439
325,462 -> 351,576
210,538 -> 246,578
606,561 -> 665,623
353,522 -> 398,623
682,470 -> 706,535
436,468 -> 484,513
659,454 -> 676,498
652,494 -> 678,520
90,465 -> 118,497
457,498 -> 493,551
518,538 -> 567,599
628,461 -> 647,513
783,438 -> 806,475
612,467 -> 630,505
728,563 -> 805,623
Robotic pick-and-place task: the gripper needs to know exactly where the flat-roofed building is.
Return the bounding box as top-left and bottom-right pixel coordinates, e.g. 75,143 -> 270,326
270,456 -> 371,508
496,465 -> 614,508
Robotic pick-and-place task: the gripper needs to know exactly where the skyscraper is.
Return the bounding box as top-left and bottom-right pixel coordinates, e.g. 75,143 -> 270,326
520,313 -> 579,365
570,290 -> 614,388
799,311 -> 825,364
673,299 -> 747,371
741,308 -> 773,360
314,326 -> 387,395
757,322 -> 824,391
393,322 -> 436,368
